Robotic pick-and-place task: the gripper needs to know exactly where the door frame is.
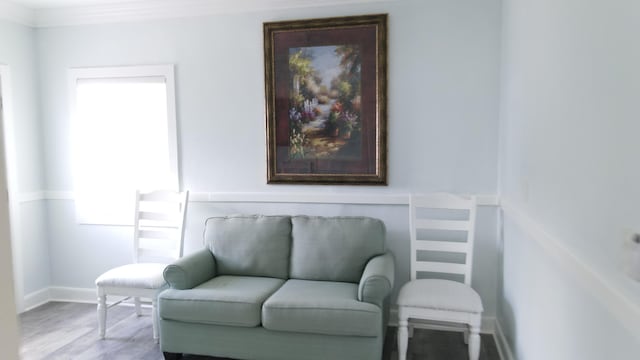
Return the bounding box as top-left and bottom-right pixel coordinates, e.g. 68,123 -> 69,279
0,64 -> 24,313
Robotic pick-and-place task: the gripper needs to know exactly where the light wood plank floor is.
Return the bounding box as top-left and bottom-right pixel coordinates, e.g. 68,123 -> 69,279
20,302 -> 500,360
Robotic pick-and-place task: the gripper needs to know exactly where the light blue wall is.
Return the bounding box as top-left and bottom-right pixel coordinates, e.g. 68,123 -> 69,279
500,219 -> 639,359
0,19 -> 49,310
499,0 -> 640,357
0,19 -> 43,192
35,0 -> 502,315
38,0 -> 501,193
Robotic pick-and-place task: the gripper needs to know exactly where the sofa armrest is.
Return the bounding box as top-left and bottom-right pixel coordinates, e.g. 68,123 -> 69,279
358,252 -> 395,307
163,249 -> 216,290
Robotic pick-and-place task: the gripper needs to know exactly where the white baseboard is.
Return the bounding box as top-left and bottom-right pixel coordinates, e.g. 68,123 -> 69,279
49,286 -> 97,304
23,288 -> 50,312
494,318 -> 515,360
22,286 -> 135,313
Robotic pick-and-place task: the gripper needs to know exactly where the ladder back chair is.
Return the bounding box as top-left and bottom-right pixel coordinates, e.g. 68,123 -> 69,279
95,189 -> 189,342
397,193 -> 483,360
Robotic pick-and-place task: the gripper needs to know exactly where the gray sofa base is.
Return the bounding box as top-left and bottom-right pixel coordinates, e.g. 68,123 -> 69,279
160,319 -> 384,360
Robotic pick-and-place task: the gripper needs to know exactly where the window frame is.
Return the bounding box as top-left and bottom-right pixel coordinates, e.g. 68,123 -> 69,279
68,64 -> 179,225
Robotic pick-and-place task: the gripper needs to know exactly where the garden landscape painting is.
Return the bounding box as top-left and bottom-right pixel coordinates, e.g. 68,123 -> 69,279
288,45 -> 362,160
264,14 -> 387,185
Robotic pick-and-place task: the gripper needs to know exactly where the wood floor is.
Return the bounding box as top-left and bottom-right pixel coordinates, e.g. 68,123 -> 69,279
20,302 -> 500,360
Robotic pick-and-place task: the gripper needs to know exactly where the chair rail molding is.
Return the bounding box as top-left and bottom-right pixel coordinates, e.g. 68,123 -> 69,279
500,198 -> 640,341
23,190 -> 499,207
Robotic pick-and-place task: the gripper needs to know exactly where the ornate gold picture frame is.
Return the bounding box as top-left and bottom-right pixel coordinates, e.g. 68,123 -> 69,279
264,14 -> 388,185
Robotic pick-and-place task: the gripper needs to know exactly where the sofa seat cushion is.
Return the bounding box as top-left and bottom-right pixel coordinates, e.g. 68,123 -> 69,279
262,279 -> 381,337
159,275 -> 284,327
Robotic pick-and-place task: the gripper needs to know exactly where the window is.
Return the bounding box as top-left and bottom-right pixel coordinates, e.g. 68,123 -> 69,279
69,65 -> 178,225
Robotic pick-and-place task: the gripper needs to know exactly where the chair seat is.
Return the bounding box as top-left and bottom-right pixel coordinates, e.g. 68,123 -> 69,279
95,263 -> 167,289
397,279 -> 483,313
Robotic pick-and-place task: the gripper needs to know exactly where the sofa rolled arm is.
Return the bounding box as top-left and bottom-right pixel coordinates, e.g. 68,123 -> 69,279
358,252 -> 395,307
163,249 -> 216,290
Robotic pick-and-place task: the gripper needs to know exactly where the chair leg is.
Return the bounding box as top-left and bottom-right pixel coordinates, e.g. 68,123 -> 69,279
468,324 -> 481,360
152,298 -> 159,343
397,318 -> 409,360
463,329 -> 469,344
134,297 -> 142,316
97,293 -> 107,339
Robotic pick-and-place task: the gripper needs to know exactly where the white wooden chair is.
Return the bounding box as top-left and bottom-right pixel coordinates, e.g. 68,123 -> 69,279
397,193 -> 483,360
95,189 -> 189,342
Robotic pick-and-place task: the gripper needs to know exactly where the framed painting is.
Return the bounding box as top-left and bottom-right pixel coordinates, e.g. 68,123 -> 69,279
264,14 -> 388,185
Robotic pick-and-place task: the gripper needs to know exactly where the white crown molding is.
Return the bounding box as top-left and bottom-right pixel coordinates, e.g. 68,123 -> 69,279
0,1 -> 36,26
31,0 -> 398,28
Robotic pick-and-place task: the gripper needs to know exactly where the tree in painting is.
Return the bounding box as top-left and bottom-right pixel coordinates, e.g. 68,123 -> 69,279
288,44 -> 362,160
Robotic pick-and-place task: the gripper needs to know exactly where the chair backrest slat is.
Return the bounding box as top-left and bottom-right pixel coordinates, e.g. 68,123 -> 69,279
414,218 -> 470,231
415,240 -> 469,253
138,237 -> 179,257
138,210 -> 180,224
138,228 -> 179,241
137,248 -> 179,260
139,191 -> 184,202
133,189 -> 189,263
414,261 -> 468,275
410,193 -> 477,285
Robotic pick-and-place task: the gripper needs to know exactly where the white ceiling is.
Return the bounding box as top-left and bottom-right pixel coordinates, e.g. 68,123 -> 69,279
3,0 -> 395,27
9,0 -> 140,8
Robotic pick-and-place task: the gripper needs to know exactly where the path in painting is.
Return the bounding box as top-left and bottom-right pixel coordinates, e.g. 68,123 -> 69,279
299,45 -> 346,159
301,100 -> 346,158
302,99 -> 346,158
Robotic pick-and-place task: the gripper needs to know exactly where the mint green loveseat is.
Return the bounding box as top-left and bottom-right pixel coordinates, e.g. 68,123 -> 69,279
158,215 -> 395,360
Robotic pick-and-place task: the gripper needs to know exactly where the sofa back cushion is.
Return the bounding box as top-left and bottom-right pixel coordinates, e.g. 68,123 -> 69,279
204,215 -> 291,279
290,216 -> 386,283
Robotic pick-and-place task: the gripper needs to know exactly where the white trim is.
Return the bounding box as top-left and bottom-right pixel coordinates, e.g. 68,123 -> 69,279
22,286 -> 138,313
49,286 -> 97,304
476,194 -> 499,206
16,190 -> 74,202
17,191 -> 45,203
501,198 -> 640,341
43,190 -> 74,200
31,0 -> 398,28
0,1 -> 35,26
69,65 -> 179,225
22,288 -> 50,312
389,306 -> 495,334
20,191 -> 500,206
494,318 -> 515,360
207,192 -> 408,205
1,65 -> 26,313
